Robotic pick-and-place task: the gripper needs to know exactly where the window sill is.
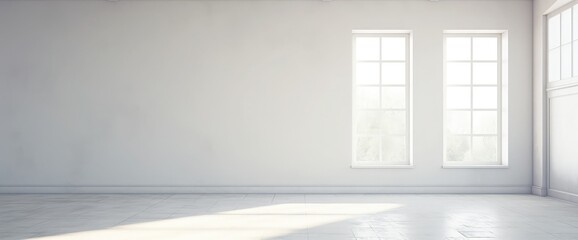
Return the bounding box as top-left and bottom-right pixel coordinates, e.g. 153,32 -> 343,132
442,165 -> 509,169
351,164 -> 414,169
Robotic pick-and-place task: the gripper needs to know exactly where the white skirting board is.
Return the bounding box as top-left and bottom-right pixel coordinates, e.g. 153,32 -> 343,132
0,186 -> 532,194
548,189 -> 578,203
532,185 -> 548,196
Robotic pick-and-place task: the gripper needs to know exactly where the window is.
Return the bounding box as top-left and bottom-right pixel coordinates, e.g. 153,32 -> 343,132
443,32 -> 508,167
352,31 -> 412,167
548,3 -> 578,85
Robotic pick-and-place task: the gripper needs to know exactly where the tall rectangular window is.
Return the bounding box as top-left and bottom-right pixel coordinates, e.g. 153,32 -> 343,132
548,4 -> 578,84
352,31 -> 412,167
443,32 -> 507,167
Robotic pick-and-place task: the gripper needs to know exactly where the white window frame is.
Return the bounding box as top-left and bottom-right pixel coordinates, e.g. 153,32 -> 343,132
351,30 -> 413,168
546,1 -> 578,90
443,31 -> 509,168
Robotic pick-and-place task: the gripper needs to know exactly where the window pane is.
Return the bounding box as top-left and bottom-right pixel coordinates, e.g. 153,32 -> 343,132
381,37 -> 406,61
381,62 -> 405,84
574,6 -> 578,40
353,33 -> 410,167
446,87 -> 471,109
446,37 -> 471,61
562,44 -> 572,79
356,111 -> 381,133
444,33 -> 503,165
357,111 -> 406,134
355,37 -> 380,61
356,62 -> 380,84
549,48 -> 561,82
574,41 -> 578,76
357,87 -> 380,109
473,37 -> 498,60
381,87 -> 405,109
473,111 -> 497,134
446,136 -> 472,162
447,111 -> 471,134
356,136 -> 380,161
562,9 -> 572,44
446,62 -> 471,85
382,136 -> 406,162
382,111 -> 406,134
549,14 -> 561,49
473,62 -> 498,85
473,87 -> 498,109
472,136 -> 497,162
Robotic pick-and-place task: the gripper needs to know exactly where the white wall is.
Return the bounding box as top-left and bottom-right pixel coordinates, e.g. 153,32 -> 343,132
0,0 -> 533,193
549,88 -> 578,200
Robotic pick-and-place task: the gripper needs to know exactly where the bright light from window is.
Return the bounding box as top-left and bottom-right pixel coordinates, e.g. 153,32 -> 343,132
28,203 -> 401,240
444,33 -> 506,166
352,31 -> 412,167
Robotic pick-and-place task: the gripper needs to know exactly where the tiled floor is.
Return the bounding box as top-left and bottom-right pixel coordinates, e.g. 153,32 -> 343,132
0,194 -> 577,240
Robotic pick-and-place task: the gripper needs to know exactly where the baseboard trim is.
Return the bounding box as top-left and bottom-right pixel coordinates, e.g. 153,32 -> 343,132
532,185 -> 548,196
0,186 -> 532,194
548,189 -> 578,203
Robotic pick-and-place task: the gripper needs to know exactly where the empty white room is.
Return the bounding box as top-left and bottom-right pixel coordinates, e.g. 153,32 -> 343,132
0,0 -> 577,239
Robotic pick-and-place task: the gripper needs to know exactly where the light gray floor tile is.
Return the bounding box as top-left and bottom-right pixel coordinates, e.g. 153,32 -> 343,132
0,194 -> 575,240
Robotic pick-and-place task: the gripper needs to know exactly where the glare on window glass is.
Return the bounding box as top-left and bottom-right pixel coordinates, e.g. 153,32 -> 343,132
356,111 -> 382,133
447,111 -> 471,134
473,111 -> 497,134
356,62 -> 380,84
446,87 -> 471,109
473,87 -> 497,109
356,87 -> 380,109
561,44 -> 572,79
381,63 -> 406,84
473,63 -> 498,85
356,136 -> 380,161
355,37 -> 380,61
381,136 -> 406,162
381,37 -> 406,61
382,111 -> 406,135
447,62 -> 471,85
561,9 -> 572,45
573,6 -> 578,41
573,41 -> 578,77
446,37 -> 471,60
472,136 -> 497,162
549,14 -> 561,49
473,37 -> 498,61
381,87 -> 405,109
549,48 -> 561,82
446,136 -> 472,162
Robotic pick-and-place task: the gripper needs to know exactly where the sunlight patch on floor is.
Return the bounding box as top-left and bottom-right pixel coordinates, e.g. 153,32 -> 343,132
29,203 -> 401,240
